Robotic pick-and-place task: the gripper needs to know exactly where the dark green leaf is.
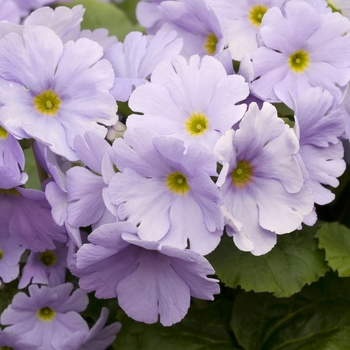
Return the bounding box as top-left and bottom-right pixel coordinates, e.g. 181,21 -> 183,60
273,102 -> 294,117
316,222 -> 350,276
231,271 -> 350,350
0,280 -> 21,318
114,298 -> 241,350
207,225 -> 329,297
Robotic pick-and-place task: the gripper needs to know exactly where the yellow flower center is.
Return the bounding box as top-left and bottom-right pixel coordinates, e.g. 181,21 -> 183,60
33,89 -> 61,116
0,346 -> 14,350
39,250 -> 57,267
231,160 -> 254,188
204,33 -> 218,55
249,4 -> 269,27
0,250 -> 3,260
185,112 -> 209,136
166,171 -> 190,195
37,306 -> 55,321
0,126 -> 8,139
288,50 -> 310,73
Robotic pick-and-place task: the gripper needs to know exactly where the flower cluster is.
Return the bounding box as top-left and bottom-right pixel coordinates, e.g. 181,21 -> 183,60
0,0 -> 350,348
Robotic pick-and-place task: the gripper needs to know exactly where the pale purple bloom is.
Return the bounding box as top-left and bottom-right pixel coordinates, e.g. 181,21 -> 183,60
215,102 -> 314,255
0,225 -> 25,285
45,180 -> 83,248
24,5 -> 85,43
33,141 -> 83,247
0,0 -> 21,23
288,0 -> 331,14
136,0 -> 172,34
251,1 -> 350,106
206,0 -> 285,61
127,54 -> 249,153
13,0 -> 56,15
236,53 -> 265,109
78,28 -> 118,52
1,283 -> 89,350
59,307 -> 121,350
66,132 -> 118,231
0,125 -> 27,189
71,222 -> 220,326
0,186 -> 67,252
159,0 -> 225,58
293,88 -> 346,205
342,87 -> 350,140
104,30 -> 182,102
18,241 -> 68,288
0,26 -> 118,160
0,330 -> 38,350
109,128 -> 224,255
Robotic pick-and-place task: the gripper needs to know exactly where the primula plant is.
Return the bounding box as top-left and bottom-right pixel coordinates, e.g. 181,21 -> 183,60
2,0 -> 350,349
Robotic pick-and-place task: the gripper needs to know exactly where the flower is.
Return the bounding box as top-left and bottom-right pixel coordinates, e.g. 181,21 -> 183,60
23,5 -> 85,43
0,330 -> 38,350
59,307 -> 121,350
71,222 -> 220,326
215,102 -> 314,255
0,226 -> 25,285
0,25 -> 118,160
293,87 -> 346,205
127,54 -> 249,152
66,132 -> 118,230
108,128 -> 224,255
207,0 -> 286,60
0,186 -> 67,252
251,1 -> 350,106
0,125 -> 27,189
1,283 -> 89,350
18,241 -> 68,288
158,0 -> 225,58
104,29 -> 182,102
0,0 -> 21,23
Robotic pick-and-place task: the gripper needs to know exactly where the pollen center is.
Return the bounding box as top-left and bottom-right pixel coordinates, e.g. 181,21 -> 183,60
166,171 -> 190,195
37,306 -> 55,321
249,4 -> 269,27
0,126 -> 8,139
231,160 -> 254,188
288,50 -> 310,73
33,89 -> 61,116
204,33 -> 218,55
0,250 -> 3,260
39,250 -> 57,267
0,346 -> 14,350
185,112 -> 209,136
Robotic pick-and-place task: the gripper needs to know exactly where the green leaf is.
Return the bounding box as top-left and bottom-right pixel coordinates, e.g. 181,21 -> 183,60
207,225 -> 329,297
114,298 -> 241,350
116,0 -> 140,24
273,102 -> 294,117
23,147 -> 41,190
0,280 -> 21,316
316,222 -> 350,276
58,0 -> 143,41
230,271 -> 350,350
